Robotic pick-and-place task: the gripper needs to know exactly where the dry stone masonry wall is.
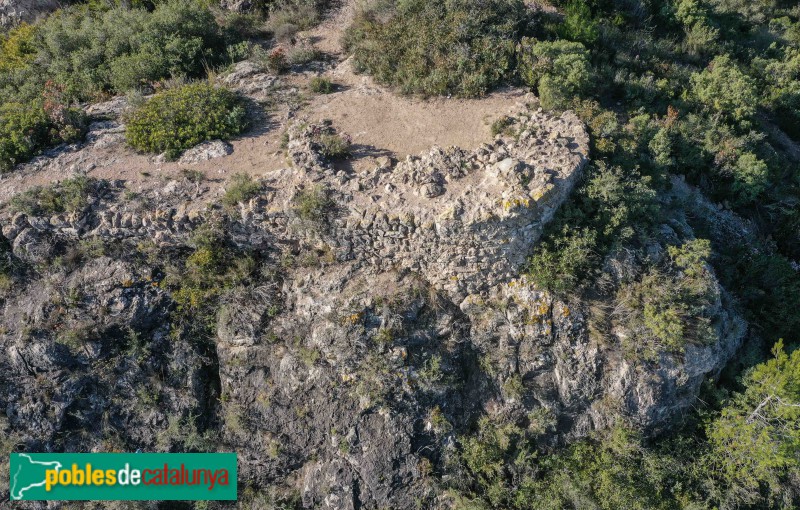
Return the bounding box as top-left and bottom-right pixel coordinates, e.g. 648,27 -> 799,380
270,106 -> 589,299
3,103 -> 588,302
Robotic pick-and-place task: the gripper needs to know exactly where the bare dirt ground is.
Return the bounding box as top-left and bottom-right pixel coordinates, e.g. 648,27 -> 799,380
0,1 -> 531,204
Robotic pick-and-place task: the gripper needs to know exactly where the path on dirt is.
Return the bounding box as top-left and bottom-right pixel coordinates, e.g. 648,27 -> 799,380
0,0 -> 533,204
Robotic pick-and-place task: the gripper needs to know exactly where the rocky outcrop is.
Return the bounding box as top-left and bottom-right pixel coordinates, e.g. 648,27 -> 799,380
0,0 -> 58,28
222,60 -> 281,103
0,101 -> 748,508
2,257 -> 213,456
179,140 -> 234,164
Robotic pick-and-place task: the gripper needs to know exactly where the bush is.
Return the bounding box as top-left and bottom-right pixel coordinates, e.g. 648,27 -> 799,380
293,185 -> 333,224
528,227 -> 597,293
265,47 -> 289,73
125,82 -> 248,159
267,0 -> 327,32
557,0 -> 599,44
9,176 -> 99,216
517,39 -> 591,110
730,152 -> 769,203
616,239 -> 717,358
344,0 -> 528,97
490,116 -> 517,137
41,80 -> 88,142
308,123 -> 351,159
222,173 -> 262,207
318,133 -> 350,159
34,0 -> 230,100
0,23 -> 37,73
165,222 -> 260,338
758,47 -> 800,139
309,76 -> 333,94
0,83 -> 86,172
0,102 -> 51,172
691,55 -> 758,122
288,45 -> 320,65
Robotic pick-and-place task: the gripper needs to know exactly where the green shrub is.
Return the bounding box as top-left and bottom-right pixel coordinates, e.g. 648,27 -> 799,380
165,222 -> 260,340
757,47 -> 800,139
34,0 -> 230,100
730,152 -> 769,203
648,128 -> 674,167
490,116 -> 517,137
527,159 -> 658,295
528,227 -> 597,293
691,55 -> 758,122
9,176 -> 99,216
557,0 -> 599,44
344,0 -> 528,97
0,102 -> 51,172
294,185 -> 333,224
616,239 -> 717,358
308,76 -> 333,94
0,83 -> 87,172
0,23 -> 37,73
125,82 -> 247,159
517,39 -> 591,110
674,0 -> 719,55
222,173 -> 262,207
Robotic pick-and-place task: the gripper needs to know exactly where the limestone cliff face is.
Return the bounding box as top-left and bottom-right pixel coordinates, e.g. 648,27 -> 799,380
0,94 -> 746,507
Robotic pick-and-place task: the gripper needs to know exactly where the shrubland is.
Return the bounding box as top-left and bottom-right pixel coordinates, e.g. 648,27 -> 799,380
0,0 -> 251,170
125,82 -> 248,159
343,0 -> 800,507
344,0 -> 529,97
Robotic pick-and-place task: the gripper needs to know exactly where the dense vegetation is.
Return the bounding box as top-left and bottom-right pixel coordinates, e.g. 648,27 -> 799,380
451,340 -> 800,509
0,0 -> 249,170
345,0 -> 800,507
344,0 -> 529,97
125,82 -> 248,159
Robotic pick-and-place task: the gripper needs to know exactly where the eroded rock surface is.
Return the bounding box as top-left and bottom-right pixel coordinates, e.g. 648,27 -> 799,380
0,103 -> 747,508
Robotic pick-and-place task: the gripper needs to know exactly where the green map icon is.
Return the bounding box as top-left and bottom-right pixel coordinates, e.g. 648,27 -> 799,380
8,452 -> 237,501
10,453 -> 63,500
